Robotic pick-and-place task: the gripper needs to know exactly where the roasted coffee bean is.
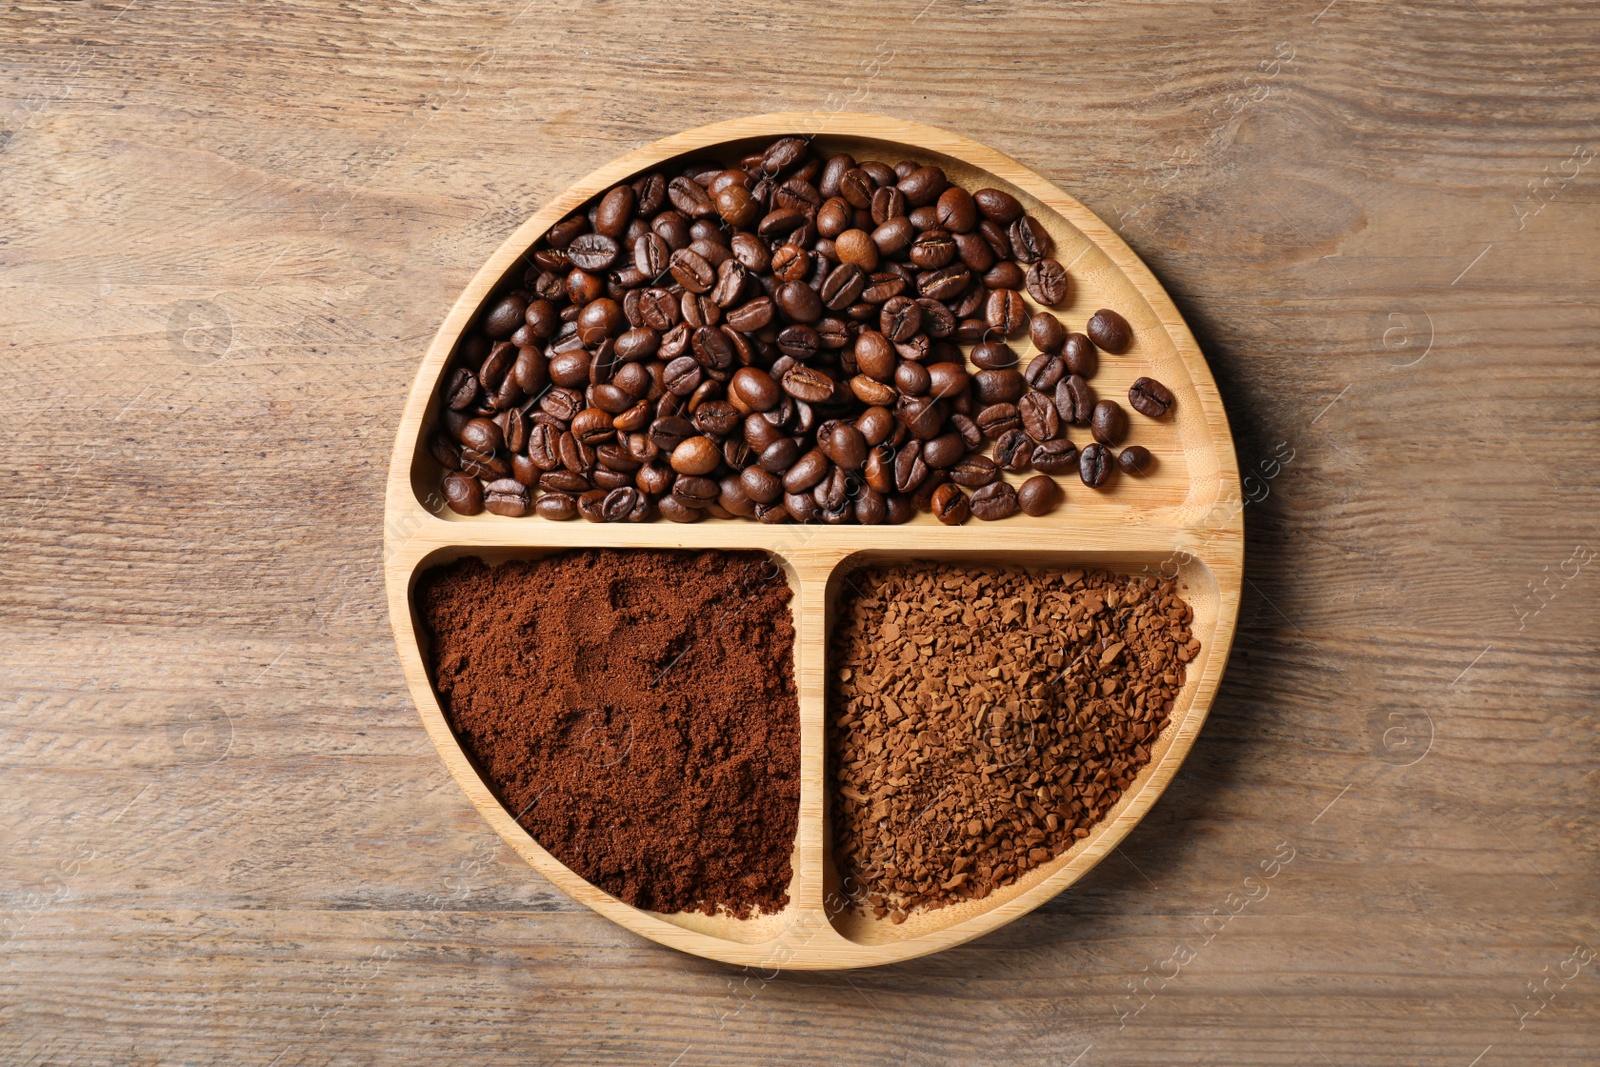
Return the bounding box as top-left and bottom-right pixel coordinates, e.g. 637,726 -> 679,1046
1025,258 -> 1069,306
543,469 -> 591,493
1055,374 -> 1095,425
759,436 -> 800,472
568,233 -> 620,272
444,368 -> 478,410
741,464 -> 784,504
985,288 -> 1028,335
917,264 -> 970,301
1079,442 -> 1113,488
571,407 -> 615,446
969,340 -> 1017,371
775,280 -> 824,324
1023,351 -> 1066,392
594,486 -> 638,522
973,187 -> 1024,224
634,232 -> 671,275
854,330 -> 896,381
483,478 -> 531,517
1031,437 -> 1078,475
895,394 -> 946,439
923,431 -> 966,469
1028,312 -> 1066,356
976,402 -> 1022,438
483,294 -> 528,339
1017,474 -> 1061,516
969,480 -> 1019,521
442,471 -> 484,515
591,466 -> 631,490
595,185 -> 635,238
949,411 -> 983,450
1019,390 -> 1062,441
669,248 -> 715,293
460,448 -> 509,479
667,175 -> 715,217
729,367 -> 780,412
590,383 -> 633,414
649,415 -> 696,452
670,435 -> 722,476
430,433 -> 463,472
460,417 -> 504,454
635,461 -> 673,495
819,421 -> 868,470
880,295 -> 922,341
577,298 -> 626,345
950,453 -> 1001,488
1007,215 -> 1052,263
926,361 -> 969,401
821,262 -> 867,312
930,482 -> 969,525
934,185 -> 977,234
1091,399 -> 1128,446
895,360 -> 931,396
851,487 -> 886,525
973,368 -> 1027,405
1118,444 -> 1155,475
690,325 -> 735,371
892,439 -> 929,493
1087,308 -> 1133,353
1062,332 -> 1098,378
783,449 -> 830,493
857,405 -> 896,446
782,365 -> 837,403
993,428 -> 1034,472
576,488 -> 608,522
851,375 -> 897,406
717,474 -> 756,517
663,356 -> 703,397
693,400 -> 741,437
671,475 -> 719,508
534,492 -> 578,520
1129,376 -> 1175,417
657,494 -> 702,523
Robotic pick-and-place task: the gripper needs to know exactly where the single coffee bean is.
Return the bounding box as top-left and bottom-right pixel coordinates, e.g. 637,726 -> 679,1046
483,294 -> 528,339
1008,215 -> 1052,263
671,474 -> 719,508
483,478 -> 532,517
568,233 -> 620,272
782,365 -> 837,403
1129,376 -> 1176,417
670,435 -> 722,476
851,375 -> 898,406
969,480 -> 1019,521
935,186 -> 977,233
856,405 -> 896,445
819,421 -> 868,470
895,394 -> 946,439
1118,444 -> 1155,475
657,494 -> 702,523
973,187 -> 1024,224
930,482 -> 970,525
1079,442 -> 1113,488
1029,311 -> 1066,354
975,402 -> 1022,438
544,469 -> 591,493
595,184 -> 635,238
535,492 -> 578,520
1091,399 -> 1128,446
923,431 -> 966,469
950,453 -> 1000,487
571,407 -> 615,445
969,340 -> 1017,370
1023,351 -> 1065,392
1055,374 -> 1095,426
1025,258 -> 1069,306
1031,437 -> 1078,475
741,464 -> 784,504
895,360 -> 931,396
669,248 -> 715,293
776,280 -> 824,324
1019,390 -> 1062,441
880,295 -> 923,342
1017,474 -> 1061,516
1062,332 -> 1098,377
985,288 -> 1028,335
599,486 -> 642,522
692,400 -> 741,438
783,449 -> 830,493
949,411 -> 983,450
993,428 -> 1033,472
730,366 -> 780,412
917,264 -> 970,301
460,417 -> 504,454
759,436 -> 800,472
892,439 -> 929,493
973,368 -> 1027,405
1086,308 -> 1133,353
442,471 -> 484,515
854,487 -> 887,525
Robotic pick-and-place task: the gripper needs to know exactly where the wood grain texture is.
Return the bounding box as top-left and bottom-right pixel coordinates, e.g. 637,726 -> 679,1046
1,0 -> 1596,1061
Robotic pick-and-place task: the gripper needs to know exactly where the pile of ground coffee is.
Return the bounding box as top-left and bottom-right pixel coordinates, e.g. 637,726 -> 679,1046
829,563 -> 1198,920
416,549 -> 799,917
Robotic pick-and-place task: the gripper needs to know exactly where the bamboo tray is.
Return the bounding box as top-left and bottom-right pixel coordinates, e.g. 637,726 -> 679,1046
384,113 -> 1242,969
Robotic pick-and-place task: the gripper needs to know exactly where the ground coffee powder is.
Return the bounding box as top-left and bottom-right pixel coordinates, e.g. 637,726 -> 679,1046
416,549 -> 799,917
830,563 -> 1198,920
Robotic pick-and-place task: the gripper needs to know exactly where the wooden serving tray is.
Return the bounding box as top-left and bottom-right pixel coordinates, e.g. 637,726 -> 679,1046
384,114 -> 1242,969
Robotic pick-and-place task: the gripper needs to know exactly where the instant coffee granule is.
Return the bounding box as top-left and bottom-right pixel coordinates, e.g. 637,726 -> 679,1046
417,549 -> 799,917
829,563 -> 1198,921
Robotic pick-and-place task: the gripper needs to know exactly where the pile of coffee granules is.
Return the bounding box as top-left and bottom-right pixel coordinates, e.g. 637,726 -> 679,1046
829,563 -> 1198,920
416,549 -> 799,917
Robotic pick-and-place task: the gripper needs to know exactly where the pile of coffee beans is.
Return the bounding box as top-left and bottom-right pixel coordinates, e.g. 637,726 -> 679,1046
431,135 -> 1177,523
830,563 -> 1198,920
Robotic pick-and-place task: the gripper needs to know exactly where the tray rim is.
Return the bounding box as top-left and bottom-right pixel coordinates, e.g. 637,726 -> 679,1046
384,111 -> 1244,969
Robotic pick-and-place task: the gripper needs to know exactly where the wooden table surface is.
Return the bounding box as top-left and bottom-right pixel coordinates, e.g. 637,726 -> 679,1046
3,1 -> 1596,1064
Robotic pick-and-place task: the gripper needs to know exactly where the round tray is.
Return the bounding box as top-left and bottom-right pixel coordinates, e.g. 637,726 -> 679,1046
385,113 -> 1242,969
